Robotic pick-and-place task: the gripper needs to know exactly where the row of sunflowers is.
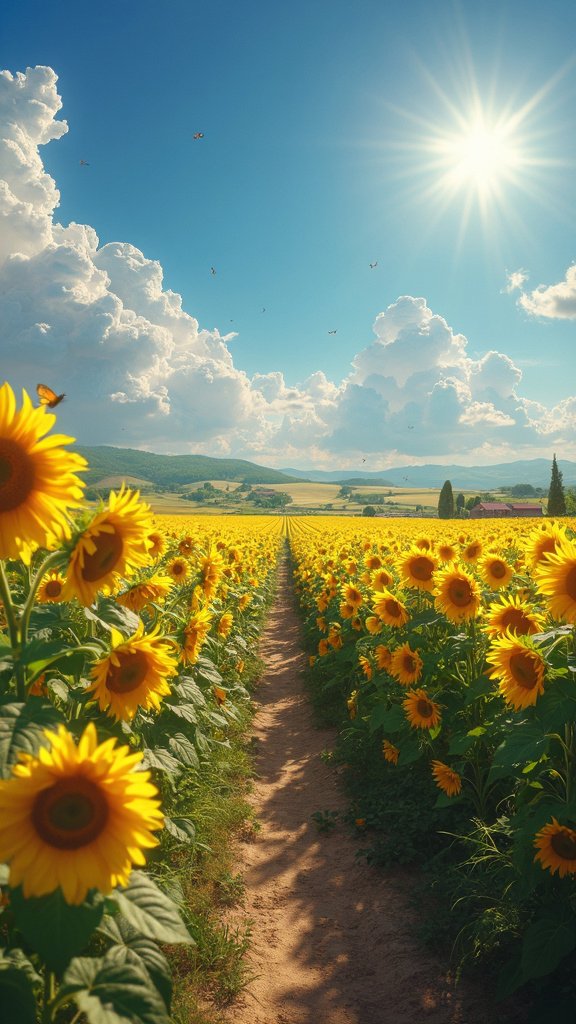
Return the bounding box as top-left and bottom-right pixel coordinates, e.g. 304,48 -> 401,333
289,512 -> 576,1007
0,384 -> 283,1023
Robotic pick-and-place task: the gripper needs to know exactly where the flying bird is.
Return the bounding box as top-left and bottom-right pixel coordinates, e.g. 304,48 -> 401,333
370,261 -> 378,268
211,267 -> 216,274
261,308 -> 266,313
408,425 -> 414,429
37,384 -> 66,408
362,458 -> 366,463
328,330 -> 337,334
193,133 -> 204,139
79,160 -> 89,165
404,476 -> 409,481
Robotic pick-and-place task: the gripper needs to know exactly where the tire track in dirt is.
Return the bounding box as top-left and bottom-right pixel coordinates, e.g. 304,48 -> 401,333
226,560 -> 516,1024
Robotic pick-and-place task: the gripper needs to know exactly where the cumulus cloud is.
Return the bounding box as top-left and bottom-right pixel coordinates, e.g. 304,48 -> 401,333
1,66 -> 575,468
516,263 -> 576,319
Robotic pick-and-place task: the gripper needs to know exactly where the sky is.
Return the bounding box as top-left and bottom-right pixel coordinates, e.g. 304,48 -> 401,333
1,0 -> 576,471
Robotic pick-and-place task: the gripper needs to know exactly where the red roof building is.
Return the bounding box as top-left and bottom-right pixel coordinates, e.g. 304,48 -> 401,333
507,504 -> 543,517
469,502 -> 543,518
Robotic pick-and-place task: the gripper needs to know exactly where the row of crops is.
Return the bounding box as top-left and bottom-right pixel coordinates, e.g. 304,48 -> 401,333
289,513 -> 576,1016
0,384 -> 284,1023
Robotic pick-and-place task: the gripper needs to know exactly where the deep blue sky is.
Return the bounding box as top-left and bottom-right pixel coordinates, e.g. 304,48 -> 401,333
1,0 -> 576,466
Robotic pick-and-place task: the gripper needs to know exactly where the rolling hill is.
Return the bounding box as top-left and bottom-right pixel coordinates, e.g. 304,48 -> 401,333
282,459 -> 576,490
72,446 -> 306,487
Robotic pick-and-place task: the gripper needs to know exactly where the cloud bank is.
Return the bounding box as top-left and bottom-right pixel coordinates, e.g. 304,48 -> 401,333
1,66 -> 575,469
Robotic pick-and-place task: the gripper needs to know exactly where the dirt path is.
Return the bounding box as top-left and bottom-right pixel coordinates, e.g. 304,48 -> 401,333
225,562 -> 512,1024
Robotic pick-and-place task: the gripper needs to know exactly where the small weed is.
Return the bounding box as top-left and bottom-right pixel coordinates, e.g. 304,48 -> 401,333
311,809 -> 340,832
217,870 -> 246,906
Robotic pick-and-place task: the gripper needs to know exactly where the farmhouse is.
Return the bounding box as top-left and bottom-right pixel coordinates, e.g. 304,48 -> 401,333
469,502 -> 543,519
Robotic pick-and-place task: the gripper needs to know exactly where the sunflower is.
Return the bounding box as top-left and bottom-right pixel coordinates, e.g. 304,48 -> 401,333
343,584 -> 363,610
372,590 -> 410,628
434,564 -> 481,622
217,612 -> 234,637
383,740 -> 399,764
534,537 -> 576,624
116,572 -> 173,612
178,536 -> 195,557
62,487 -> 153,607
328,624 -> 343,650
88,622 -> 177,721
398,547 -> 438,591
364,553 -> 382,571
534,818 -> 576,877
37,570 -> 66,603
376,645 -> 392,672
359,655 -> 372,680
486,633 -> 546,710
351,615 -> 362,631
340,601 -> 355,619
525,523 -> 568,570
0,722 -> 163,904
181,606 -> 213,665
166,557 -> 190,584
347,690 -> 358,719
318,638 -> 329,656
200,549 -> 225,601
431,760 -> 461,797
483,595 -> 545,638
213,685 -> 227,707
365,615 -> 382,635
0,382 -> 87,562
462,540 -> 483,564
238,593 -> 251,611
478,552 -> 514,590
437,542 -> 457,563
372,567 -> 394,590
390,643 -> 423,686
147,530 -> 166,559
403,689 -> 442,729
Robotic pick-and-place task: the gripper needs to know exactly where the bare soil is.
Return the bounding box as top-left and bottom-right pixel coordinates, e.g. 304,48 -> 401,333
225,562 -> 524,1024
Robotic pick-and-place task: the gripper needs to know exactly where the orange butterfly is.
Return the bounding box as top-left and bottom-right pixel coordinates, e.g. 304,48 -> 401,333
193,133 -> 204,139
37,384 -> 66,408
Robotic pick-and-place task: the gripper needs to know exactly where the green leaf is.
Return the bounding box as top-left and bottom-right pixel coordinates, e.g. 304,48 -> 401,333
397,739 -> 423,766
194,657 -> 223,685
113,871 -> 192,945
61,955 -> 171,1024
163,816 -> 197,844
488,721 -> 549,784
376,704 -> 407,734
141,747 -> 180,773
168,733 -> 199,768
0,699 -> 65,779
171,677 -> 206,706
98,916 -> 172,1010
87,597 -> 141,636
496,954 -> 525,1000
536,684 -> 576,733
9,885 -> 104,974
0,951 -> 39,1024
165,702 -> 197,724
520,910 -> 576,982
434,790 -> 464,808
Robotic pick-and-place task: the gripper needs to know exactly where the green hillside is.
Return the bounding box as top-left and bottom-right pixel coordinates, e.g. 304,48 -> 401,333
72,446 -> 306,487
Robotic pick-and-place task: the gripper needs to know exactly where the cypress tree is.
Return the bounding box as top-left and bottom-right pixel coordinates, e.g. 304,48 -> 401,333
438,480 -> 455,519
547,453 -> 566,516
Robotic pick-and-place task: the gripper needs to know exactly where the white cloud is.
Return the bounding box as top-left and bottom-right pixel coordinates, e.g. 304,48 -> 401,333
517,263 -> 576,319
0,66 -> 575,469
504,268 -> 529,293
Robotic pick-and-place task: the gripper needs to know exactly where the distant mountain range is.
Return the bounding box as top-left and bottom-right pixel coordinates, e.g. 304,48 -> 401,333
282,460 -> 576,489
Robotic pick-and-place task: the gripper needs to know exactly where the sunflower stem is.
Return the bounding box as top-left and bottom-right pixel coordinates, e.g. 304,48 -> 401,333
42,969 -> 55,1023
0,560 -> 25,699
19,549 -> 66,649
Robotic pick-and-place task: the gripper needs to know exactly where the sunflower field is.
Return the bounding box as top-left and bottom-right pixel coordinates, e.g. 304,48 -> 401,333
290,512 -> 576,1016
0,384 -> 283,1023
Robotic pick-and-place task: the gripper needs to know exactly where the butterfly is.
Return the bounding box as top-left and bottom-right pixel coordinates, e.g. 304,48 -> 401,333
193,133 -> 204,139
211,267 -> 216,274
79,160 -> 89,165
37,384 -> 66,408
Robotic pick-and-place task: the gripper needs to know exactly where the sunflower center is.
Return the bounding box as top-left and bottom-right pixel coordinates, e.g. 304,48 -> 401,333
107,649 -> 149,693
386,599 -> 401,617
566,567 -> 576,602
411,557 -> 434,580
551,829 -> 576,861
509,652 -> 539,690
82,529 -> 123,582
172,563 -> 185,577
404,656 -> 417,673
466,544 -> 481,559
0,439 -> 36,513
45,579 -> 63,598
417,698 -> 433,719
32,775 -> 109,850
448,578 -> 473,607
501,608 -> 531,634
490,561 -> 507,579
